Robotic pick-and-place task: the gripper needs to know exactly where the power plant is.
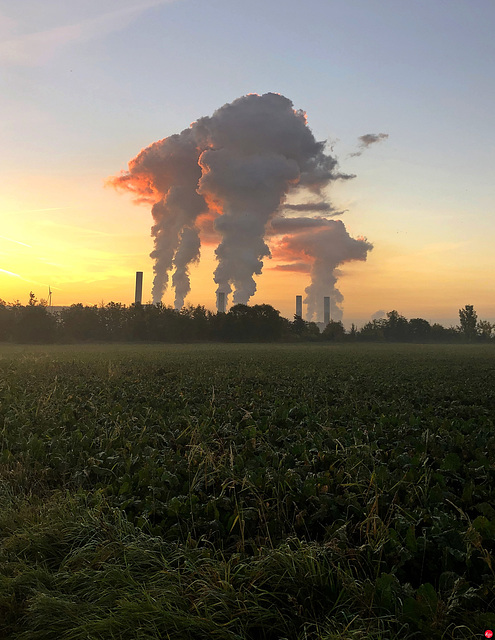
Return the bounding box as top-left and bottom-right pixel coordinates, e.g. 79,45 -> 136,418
135,272 -> 143,305
134,275 -> 333,325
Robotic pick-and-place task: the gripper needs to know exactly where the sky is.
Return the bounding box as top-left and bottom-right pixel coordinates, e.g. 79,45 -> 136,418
1,0 -> 494,328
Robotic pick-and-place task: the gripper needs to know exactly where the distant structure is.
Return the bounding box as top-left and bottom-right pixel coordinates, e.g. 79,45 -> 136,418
135,272 -> 143,305
217,292 -> 226,313
295,295 -> 303,318
324,296 -> 330,325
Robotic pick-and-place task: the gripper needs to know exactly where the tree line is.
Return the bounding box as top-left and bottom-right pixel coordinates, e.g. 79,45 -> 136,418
0,294 -> 491,344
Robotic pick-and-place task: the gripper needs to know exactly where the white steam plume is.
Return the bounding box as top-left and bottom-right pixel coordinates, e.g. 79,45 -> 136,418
171,226 -> 201,309
108,128 -> 207,305
273,220 -> 373,322
109,92 -> 369,312
194,93 -> 353,306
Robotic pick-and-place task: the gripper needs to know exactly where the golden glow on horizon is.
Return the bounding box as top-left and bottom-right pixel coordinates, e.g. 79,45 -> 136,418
1,172 -> 493,323
2,232 -> 494,323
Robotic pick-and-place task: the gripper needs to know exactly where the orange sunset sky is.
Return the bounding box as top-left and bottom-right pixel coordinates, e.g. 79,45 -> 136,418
1,0 -> 494,328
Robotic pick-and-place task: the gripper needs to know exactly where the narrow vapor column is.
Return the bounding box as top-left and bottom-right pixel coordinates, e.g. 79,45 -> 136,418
324,296 -> 330,325
295,295 -> 302,318
135,272 -> 143,305
217,292 -> 226,313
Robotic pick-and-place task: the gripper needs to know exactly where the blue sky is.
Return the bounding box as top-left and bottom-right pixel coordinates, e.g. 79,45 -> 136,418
1,0 -> 494,326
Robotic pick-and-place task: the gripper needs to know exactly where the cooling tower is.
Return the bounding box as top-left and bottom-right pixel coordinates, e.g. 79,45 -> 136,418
296,295 -> 302,318
135,272 -> 143,305
324,296 -> 330,325
217,292 -> 226,313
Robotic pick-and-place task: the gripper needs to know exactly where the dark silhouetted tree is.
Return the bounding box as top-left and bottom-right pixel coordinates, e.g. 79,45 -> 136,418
459,305 -> 477,342
221,304 -> 285,341
408,318 -> 431,342
188,305 -> 212,341
291,315 -> 307,337
357,319 -> 386,342
60,304 -> 101,341
430,323 -> 459,343
251,304 -> 286,341
476,319 -> 493,342
348,323 -> 357,341
12,298 -> 57,343
306,322 -> 321,340
100,302 -> 126,341
321,320 -> 345,341
384,310 -> 409,342
0,300 -> 12,341
289,315 -> 320,340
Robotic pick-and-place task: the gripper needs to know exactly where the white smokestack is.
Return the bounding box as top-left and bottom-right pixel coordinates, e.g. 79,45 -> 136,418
296,295 -> 302,318
135,271 -> 143,305
324,296 -> 330,325
217,291 -> 226,313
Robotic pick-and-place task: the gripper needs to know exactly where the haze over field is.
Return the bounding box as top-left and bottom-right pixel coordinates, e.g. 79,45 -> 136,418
1,0 -> 494,327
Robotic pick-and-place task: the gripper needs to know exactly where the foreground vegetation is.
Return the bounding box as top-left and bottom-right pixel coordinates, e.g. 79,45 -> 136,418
1,343 -> 494,639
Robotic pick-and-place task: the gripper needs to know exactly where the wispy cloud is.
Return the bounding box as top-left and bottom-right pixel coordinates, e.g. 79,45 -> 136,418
0,268 -> 21,278
37,219 -> 150,241
421,241 -> 467,254
0,236 -> 32,248
7,207 -> 71,214
0,269 -> 51,288
38,220 -> 114,236
37,258 -> 66,269
282,202 -> 346,215
350,133 -> 389,158
0,1 -> 175,66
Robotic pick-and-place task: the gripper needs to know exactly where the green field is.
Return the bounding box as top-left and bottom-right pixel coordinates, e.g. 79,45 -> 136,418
1,343 -> 494,639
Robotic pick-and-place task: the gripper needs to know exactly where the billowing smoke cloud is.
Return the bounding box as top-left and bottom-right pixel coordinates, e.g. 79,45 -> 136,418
269,218 -> 373,321
197,146 -> 299,304
350,132 -> 389,157
172,226 -> 201,310
109,92 -> 372,313
108,128 -> 207,305
194,93 -> 353,305
283,202 -> 345,214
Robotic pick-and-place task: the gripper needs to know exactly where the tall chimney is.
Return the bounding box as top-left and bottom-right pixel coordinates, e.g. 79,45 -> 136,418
295,295 -> 302,318
135,272 -> 143,305
217,291 -> 226,313
324,296 -> 330,325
